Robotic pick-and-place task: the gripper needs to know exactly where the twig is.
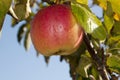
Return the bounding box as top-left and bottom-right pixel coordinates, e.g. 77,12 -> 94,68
83,32 -> 109,80
42,0 -> 55,5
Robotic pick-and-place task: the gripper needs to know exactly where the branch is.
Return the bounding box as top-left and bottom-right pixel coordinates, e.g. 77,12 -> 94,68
83,32 -> 110,80
42,0 -> 55,5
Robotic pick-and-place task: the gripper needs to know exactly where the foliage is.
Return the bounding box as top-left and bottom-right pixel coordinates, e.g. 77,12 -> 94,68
0,0 -> 12,36
0,0 -> 120,80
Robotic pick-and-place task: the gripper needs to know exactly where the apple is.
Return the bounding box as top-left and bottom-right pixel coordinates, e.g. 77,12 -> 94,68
30,4 -> 83,56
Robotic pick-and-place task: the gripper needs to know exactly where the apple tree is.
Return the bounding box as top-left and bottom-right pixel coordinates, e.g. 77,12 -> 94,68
0,0 -> 120,80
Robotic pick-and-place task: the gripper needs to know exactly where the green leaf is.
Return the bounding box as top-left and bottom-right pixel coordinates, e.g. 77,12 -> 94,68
104,14 -> 114,34
17,23 -> 26,43
107,55 -> 120,73
15,0 -> 27,4
13,0 -> 31,20
76,76 -> 83,80
76,0 -> 88,5
107,35 -> 120,54
71,3 -> 106,40
108,0 -> 120,21
91,66 -> 99,80
112,21 -> 120,35
104,2 -> 114,34
14,4 -> 27,20
24,30 -> 31,51
108,36 -> 120,45
44,56 -> 50,64
11,18 -> 18,27
0,0 -> 12,36
76,55 -> 92,78
76,75 -> 90,80
109,0 -> 120,15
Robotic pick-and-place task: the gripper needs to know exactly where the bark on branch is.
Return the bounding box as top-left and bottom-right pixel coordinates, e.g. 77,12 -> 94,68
83,32 -> 109,80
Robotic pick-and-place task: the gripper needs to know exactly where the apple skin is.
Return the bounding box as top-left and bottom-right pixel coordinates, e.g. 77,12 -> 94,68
30,4 -> 83,56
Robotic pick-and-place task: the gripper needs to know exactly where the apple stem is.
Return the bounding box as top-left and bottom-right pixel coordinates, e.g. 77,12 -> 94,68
55,0 -> 61,4
83,32 -> 110,80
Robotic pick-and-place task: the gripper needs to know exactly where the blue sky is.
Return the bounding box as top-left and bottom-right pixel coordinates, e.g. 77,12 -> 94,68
0,1 -> 104,80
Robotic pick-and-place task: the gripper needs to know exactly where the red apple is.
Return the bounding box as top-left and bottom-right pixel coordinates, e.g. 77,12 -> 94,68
30,4 -> 83,56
